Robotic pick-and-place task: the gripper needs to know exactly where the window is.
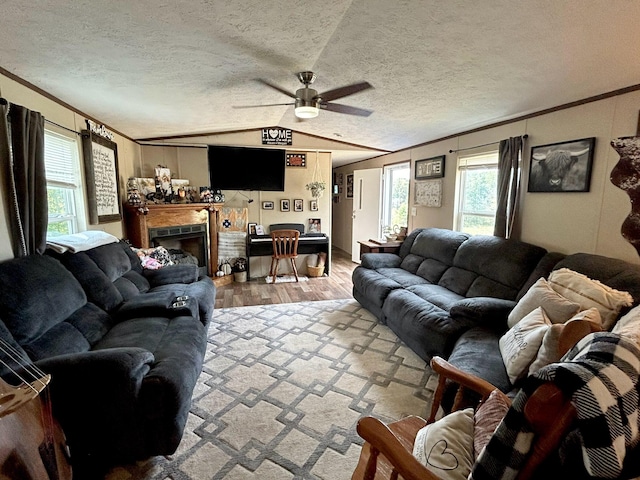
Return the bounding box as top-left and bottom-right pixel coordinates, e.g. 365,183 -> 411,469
44,130 -> 85,237
454,151 -> 499,235
381,162 -> 409,236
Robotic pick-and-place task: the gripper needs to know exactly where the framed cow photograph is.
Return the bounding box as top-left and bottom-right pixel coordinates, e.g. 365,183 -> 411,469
527,137 -> 595,192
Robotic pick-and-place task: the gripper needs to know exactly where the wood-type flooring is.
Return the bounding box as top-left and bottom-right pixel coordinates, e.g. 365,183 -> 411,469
214,247 -> 357,308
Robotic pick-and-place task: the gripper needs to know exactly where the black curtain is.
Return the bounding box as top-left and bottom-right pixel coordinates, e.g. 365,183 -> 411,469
494,136 -> 524,239
0,101 -> 47,256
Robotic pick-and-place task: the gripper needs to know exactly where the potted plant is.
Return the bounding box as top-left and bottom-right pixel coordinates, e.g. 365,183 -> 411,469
233,258 -> 247,283
305,181 -> 326,199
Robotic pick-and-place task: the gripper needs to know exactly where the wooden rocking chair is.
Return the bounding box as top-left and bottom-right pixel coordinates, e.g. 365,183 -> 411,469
352,319 -> 602,480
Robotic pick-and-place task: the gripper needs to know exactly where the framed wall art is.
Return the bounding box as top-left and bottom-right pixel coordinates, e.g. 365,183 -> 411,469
262,201 -> 274,210
294,199 -> 303,212
415,179 -> 443,207
310,199 -> 318,211
280,199 -> 290,212
527,137 -> 595,192
346,173 -> 354,198
81,129 -> 122,224
286,153 -> 306,167
415,155 -> 445,180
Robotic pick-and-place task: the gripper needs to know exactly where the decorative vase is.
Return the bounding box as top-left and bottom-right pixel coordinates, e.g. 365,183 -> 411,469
610,136 -> 640,256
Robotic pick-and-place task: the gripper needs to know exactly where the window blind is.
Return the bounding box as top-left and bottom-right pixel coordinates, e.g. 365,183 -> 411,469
45,131 -> 79,187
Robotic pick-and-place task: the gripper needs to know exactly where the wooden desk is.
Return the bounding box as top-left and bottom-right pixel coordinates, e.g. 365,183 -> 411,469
358,239 -> 402,259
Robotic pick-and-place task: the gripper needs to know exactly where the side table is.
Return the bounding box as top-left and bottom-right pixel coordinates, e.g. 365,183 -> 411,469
358,239 -> 403,259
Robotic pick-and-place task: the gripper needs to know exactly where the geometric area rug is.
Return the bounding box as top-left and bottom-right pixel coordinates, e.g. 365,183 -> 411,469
105,299 -> 436,480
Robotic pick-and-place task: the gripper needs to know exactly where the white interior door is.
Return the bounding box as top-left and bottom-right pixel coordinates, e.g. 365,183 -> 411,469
352,168 -> 383,263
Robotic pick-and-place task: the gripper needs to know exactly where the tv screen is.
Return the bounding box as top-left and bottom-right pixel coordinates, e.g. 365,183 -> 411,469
208,145 -> 286,191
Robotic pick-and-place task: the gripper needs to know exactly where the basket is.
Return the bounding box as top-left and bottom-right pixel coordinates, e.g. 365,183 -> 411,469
307,265 -> 325,277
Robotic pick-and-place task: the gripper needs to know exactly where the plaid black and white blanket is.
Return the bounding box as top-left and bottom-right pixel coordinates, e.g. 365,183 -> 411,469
471,332 -> 640,480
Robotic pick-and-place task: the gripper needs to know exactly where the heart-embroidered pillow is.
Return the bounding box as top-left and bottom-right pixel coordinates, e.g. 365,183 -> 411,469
412,408 -> 474,480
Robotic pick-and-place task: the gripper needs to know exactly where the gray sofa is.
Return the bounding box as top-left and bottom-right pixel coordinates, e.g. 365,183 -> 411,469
0,240 -> 216,472
353,227 -> 640,393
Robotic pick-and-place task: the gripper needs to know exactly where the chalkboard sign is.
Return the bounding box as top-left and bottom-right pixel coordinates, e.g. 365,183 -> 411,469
81,130 -> 122,224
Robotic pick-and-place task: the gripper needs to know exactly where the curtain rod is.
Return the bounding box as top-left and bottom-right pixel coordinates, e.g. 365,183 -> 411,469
449,134 -> 528,154
45,118 -> 81,136
1,96 -> 81,135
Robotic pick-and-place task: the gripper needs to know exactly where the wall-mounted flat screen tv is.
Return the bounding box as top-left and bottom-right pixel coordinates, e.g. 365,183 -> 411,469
208,145 -> 286,191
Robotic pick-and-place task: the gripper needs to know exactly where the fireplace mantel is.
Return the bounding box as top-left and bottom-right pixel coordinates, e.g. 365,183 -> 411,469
124,203 -> 224,276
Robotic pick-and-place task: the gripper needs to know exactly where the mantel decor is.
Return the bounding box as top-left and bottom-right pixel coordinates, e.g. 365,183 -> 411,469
415,155 -> 445,180
81,129 -> 121,224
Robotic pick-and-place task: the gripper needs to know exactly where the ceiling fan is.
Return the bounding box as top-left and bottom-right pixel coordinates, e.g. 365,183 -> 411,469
236,71 -> 373,119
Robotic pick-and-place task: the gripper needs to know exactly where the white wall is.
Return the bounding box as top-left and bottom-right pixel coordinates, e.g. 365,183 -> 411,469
0,72 -> 141,261
333,90 -> 640,264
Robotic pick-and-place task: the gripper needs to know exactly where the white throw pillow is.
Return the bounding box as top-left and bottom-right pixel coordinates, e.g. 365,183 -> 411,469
500,307 -> 551,384
548,268 -> 633,330
613,304 -> 640,347
507,278 -> 580,328
412,408 -> 474,480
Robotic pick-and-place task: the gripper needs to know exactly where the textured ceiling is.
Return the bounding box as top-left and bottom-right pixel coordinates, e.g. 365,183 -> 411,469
2,1 -> 640,165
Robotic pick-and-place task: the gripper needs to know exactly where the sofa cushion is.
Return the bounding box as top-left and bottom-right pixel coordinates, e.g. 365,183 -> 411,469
93,315 -> 207,454
0,255 -> 87,345
400,253 -> 425,274
448,327 -> 511,394
507,277 -> 581,328
398,228 -> 426,259
352,267 -> 402,309
410,228 -> 469,265
377,267 -> 429,288
406,284 -> 465,311
53,250 -> 124,312
548,268 -> 633,330
383,289 -> 475,360
416,258 -> 454,284
122,270 -> 151,293
85,242 -> 133,281
452,235 -> 547,300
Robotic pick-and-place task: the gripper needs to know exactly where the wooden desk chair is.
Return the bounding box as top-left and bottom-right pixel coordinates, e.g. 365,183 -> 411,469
352,320 -> 602,480
269,229 -> 300,283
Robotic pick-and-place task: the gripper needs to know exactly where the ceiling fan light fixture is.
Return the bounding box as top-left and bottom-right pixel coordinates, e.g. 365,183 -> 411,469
295,105 -> 319,118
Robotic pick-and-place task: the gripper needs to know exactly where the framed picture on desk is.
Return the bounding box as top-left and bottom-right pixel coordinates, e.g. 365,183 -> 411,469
309,218 -> 321,233
248,223 -> 257,235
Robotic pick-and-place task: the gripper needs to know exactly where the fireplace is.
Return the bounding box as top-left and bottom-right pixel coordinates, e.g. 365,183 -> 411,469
148,223 -> 209,277
124,203 -> 222,277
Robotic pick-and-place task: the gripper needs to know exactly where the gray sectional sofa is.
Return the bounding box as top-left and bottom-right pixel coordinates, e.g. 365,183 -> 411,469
0,240 -> 216,473
353,227 -> 640,393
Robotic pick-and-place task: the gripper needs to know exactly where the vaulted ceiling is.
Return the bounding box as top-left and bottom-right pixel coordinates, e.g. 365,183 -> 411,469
2,1 -> 640,165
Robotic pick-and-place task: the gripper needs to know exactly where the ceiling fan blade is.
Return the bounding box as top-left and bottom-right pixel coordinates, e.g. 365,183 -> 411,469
318,81 -> 373,102
233,102 -> 294,109
256,79 -> 297,98
321,102 -> 373,117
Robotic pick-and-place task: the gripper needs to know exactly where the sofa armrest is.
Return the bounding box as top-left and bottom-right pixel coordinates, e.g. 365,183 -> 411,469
143,264 -> 198,286
115,292 -> 199,321
36,348 -> 154,460
361,253 -> 402,269
449,297 -> 516,331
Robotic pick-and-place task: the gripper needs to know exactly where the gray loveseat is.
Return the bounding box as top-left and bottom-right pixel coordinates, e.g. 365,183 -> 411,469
0,240 -> 216,473
353,227 -> 640,393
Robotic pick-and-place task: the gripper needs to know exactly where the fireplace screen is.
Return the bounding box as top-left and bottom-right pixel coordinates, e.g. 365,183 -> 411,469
148,223 -> 209,276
